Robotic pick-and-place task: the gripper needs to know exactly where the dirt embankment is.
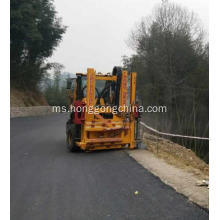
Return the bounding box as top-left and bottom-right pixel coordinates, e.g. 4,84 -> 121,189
10,88 -> 52,118
142,132 -> 209,179
11,88 -> 48,107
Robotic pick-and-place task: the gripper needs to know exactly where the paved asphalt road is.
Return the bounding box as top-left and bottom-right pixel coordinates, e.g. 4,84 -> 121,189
11,114 -> 208,220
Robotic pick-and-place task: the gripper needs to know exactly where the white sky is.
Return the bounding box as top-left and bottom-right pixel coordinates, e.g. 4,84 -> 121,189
49,0 -> 209,74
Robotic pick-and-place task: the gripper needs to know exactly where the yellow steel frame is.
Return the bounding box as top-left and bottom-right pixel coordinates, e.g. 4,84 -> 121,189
74,68 -> 137,151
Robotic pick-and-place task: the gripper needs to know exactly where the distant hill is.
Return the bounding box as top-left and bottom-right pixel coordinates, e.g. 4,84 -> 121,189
62,72 -> 76,79
59,72 -> 76,88
40,72 -> 76,91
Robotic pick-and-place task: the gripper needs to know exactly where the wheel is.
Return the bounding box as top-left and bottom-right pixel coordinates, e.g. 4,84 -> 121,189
66,131 -> 80,152
66,121 -> 80,152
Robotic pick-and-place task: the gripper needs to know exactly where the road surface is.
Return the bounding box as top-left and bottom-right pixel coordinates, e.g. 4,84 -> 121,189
11,114 -> 208,220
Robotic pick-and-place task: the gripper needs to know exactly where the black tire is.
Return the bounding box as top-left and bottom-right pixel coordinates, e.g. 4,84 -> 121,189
66,120 -> 80,152
66,131 -> 80,152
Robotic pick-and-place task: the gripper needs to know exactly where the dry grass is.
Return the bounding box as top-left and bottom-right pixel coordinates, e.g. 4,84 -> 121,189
11,88 -> 48,107
143,132 -> 209,180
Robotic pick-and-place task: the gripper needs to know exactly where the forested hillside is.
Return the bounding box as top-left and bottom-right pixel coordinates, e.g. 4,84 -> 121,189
10,0 -> 66,95
42,64 -> 74,107
123,2 -> 209,161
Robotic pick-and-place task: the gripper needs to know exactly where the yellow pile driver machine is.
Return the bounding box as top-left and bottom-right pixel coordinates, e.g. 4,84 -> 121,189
66,66 -> 140,151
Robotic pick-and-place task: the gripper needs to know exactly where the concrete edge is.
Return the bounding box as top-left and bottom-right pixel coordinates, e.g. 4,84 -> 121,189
126,149 -> 209,211
10,106 -> 55,118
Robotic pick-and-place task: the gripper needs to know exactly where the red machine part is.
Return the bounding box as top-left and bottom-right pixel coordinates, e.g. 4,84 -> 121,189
73,100 -> 86,124
133,103 -> 139,119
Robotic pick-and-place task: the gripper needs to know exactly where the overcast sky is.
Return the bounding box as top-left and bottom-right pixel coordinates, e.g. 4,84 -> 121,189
49,0 -> 209,74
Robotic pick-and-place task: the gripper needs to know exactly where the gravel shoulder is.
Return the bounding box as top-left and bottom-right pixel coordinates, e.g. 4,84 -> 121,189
127,149 -> 209,209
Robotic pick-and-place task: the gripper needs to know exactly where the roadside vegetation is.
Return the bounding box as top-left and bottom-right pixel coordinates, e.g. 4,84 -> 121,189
10,0 -> 66,103
43,64 -> 69,107
123,2 -> 209,162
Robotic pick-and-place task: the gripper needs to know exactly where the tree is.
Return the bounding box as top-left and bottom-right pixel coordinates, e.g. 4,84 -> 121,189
44,63 -> 69,107
10,0 -> 66,90
123,2 -> 209,161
